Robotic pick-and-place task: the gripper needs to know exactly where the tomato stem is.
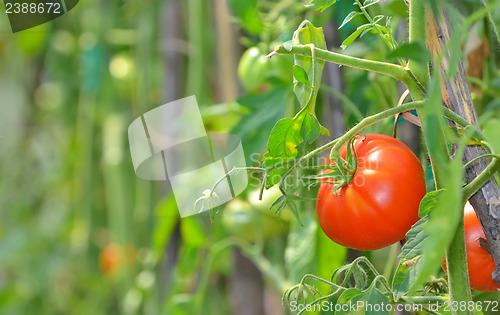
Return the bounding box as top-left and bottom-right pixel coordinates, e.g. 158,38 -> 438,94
463,154 -> 500,201
271,44 -> 406,81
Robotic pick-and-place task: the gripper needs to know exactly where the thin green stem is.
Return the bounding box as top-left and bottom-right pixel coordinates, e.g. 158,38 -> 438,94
271,45 -> 406,80
400,295 -> 449,304
408,0 -> 429,85
354,0 -> 405,66
329,101 -> 425,160
463,155 -> 500,200
463,154 -> 500,170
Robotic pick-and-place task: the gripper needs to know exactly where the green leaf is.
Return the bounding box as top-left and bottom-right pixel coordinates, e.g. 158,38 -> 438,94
320,125 -> 330,136
362,0 -> 381,9
305,0 -> 337,12
341,24 -> 372,50
292,65 -> 312,88
335,288 -> 365,315
393,191 -> 445,300
315,226 -> 347,293
232,86 -> 292,162
410,156 -> 464,293
226,0 -> 263,35
285,215 -> 318,283
263,111 -> 321,187
181,216 -> 206,247
483,118 -> 500,154
362,284 -> 390,315
152,194 -> 180,264
394,216 -> 428,300
418,190 -> 443,217
297,112 -> 320,149
339,11 -> 361,30
392,256 -> 423,301
292,21 -> 327,111
399,216 -> 429,262
386,42 -> 431,65
262,118 -> 301,187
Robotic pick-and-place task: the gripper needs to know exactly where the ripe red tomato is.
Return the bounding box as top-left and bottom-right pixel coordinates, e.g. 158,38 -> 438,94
462,202 -> 500,292
316,134 -> 426,251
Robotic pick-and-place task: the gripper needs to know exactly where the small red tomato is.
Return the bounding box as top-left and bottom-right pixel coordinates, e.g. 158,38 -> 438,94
316,134 -> 426,251
462,202 -> 500,292
99,243 -> 124,276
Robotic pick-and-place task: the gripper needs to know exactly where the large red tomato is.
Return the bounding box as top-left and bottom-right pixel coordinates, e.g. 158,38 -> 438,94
462,202 -> 500,292
316,134 -> 426,251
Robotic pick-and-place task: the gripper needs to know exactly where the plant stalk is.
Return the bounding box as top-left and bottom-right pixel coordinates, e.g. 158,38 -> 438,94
271,45 -> 406,80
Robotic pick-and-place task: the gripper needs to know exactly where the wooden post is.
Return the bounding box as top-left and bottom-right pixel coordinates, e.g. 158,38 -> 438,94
426,8 -> 500,285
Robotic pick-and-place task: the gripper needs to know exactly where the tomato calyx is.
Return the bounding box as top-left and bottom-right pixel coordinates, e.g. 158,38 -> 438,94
329,137 -> 358,195
306,137 -> 358,195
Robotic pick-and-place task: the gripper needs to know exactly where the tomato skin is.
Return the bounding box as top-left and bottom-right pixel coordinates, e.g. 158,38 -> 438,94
462,202 -> 500,292
316,134 -> 426,251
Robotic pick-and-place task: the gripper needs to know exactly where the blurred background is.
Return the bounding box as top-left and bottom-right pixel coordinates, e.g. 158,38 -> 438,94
0,0 -> 499,314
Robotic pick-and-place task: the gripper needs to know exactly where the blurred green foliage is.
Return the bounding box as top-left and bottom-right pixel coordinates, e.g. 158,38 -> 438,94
0,0 -> 499,314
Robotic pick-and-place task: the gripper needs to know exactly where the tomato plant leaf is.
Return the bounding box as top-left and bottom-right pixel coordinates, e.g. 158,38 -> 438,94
285,215 -> 318,283
361,284 -> 390,315
392,256 -> 423,301
181,216 -> 206,247
335,288 -> 365,315
393,215 -> 428,300
305,0 -> 337,12
232,86 -> 292,162
410,155 -> 464,294
482,118 -> 500,154
226,0 -> 263,35
418,190 -> 443,217
394,191 -> 447,300
292,65 -> 312,88
152,194 -> 180,264
339,11 -> 361,30
297,112 -> 320,149
386,42 -> 431,65
292,21 -> 327,112
320,125 -> 330,136
341,24 -> 372,50
315,226 -> 347,293
263,118 -> 301,188
263,111 -> 321,187
399,216 -> 429,262
362,0 -> 381,9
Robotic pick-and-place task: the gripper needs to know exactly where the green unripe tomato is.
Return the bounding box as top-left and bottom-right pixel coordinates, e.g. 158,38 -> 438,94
238,47 -> 293,91
222,194 -> 285,242
247,185 -> 291,223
